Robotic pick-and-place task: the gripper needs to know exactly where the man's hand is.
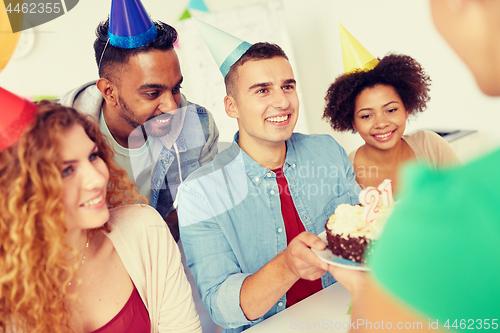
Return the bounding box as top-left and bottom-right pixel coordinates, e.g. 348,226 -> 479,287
328,265 -> 367,295
281,231 -> 329,281
240,231 -> 329,320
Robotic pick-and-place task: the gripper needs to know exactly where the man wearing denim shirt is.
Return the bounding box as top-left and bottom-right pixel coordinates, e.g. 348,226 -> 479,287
178,42 -> 360,332
61,18 -> 219,242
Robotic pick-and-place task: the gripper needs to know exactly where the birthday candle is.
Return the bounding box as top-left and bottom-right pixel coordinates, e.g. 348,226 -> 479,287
359,187 -> 380,223
378,179 -> 394,207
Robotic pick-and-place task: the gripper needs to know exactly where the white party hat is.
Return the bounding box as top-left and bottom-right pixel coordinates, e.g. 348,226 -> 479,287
193,18 -> 251,77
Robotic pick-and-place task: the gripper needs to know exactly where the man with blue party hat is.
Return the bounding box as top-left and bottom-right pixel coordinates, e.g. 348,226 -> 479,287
178,20 -> 360,332
60,0 -> 219,243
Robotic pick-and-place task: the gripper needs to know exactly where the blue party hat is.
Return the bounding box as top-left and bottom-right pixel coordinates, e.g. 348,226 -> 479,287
108,0 -> 157,49
193,18 -> 251,77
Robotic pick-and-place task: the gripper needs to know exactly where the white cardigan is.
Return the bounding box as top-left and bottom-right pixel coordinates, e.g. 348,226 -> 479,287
104,205 -> 202,333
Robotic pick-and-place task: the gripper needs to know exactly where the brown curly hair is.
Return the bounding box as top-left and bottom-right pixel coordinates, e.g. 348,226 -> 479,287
0,101 -> 144,333
323,54 -> 431,133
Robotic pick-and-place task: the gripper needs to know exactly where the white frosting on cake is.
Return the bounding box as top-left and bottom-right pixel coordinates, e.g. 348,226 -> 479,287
326,203 -> 391,240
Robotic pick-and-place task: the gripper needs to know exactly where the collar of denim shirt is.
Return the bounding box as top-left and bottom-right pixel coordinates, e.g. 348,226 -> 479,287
232,131 -> 296,187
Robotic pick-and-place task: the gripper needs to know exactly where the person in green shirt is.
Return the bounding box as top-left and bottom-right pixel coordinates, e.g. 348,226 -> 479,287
329,0 -> 500,331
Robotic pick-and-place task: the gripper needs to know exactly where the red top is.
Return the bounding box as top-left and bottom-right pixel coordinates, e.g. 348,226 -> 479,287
272,167 -> 323,307
91,285 -> 151,333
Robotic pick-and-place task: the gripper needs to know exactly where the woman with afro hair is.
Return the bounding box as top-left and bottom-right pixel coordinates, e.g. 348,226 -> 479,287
323,53 -> 459,194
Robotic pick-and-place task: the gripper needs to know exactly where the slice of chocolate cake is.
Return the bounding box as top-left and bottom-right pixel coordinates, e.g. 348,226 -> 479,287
324,203 -> 391,263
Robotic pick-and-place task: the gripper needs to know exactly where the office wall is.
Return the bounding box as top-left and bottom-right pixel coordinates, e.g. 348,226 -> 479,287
1,0 -> 499,159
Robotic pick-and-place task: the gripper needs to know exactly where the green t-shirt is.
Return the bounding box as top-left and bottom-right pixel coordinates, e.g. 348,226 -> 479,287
370,148 -> 500,331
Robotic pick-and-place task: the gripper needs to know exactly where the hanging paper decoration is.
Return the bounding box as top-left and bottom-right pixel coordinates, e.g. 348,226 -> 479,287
179,9 -> 192,21
188,0 -> 209,12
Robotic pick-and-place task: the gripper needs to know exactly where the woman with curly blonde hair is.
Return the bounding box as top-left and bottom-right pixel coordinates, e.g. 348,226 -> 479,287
323,54 -> 459,194
0,94 -> 201,333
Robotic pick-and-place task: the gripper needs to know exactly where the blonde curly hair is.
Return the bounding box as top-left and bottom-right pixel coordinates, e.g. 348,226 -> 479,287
0,101 -> 145,333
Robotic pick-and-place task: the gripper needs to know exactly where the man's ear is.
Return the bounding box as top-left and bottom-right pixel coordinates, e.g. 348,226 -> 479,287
224,95 -> 238,119
96,78 -> 118,106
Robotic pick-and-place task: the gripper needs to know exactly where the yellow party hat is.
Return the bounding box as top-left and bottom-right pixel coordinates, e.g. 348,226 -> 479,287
339,23 -> 378,73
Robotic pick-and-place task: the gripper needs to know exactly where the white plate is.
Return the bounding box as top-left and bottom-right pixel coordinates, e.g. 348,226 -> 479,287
312,231 -> 370,271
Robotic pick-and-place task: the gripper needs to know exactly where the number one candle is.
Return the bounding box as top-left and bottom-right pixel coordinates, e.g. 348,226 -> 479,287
359,187 -> 380,223
378,179 -> 394,208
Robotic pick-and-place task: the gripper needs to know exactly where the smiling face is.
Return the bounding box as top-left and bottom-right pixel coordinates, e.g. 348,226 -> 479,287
60,125 -> 110,231
353,84 -> 409,151
104,48 -> 183,141
225,57 -> 299,152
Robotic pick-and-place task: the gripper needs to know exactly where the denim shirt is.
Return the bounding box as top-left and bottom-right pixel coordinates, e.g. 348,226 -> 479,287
178,133 -> 360,332
151,101 -> 218,219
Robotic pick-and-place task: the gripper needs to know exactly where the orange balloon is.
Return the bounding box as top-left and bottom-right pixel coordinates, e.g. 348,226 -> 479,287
0,2 -> 21,74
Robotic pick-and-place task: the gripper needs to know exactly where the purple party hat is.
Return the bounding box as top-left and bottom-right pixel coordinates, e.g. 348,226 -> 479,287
108,0 -> 157,49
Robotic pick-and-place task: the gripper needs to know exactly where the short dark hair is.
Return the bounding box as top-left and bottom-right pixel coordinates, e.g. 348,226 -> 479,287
224,42 -> 289,97
94,18 -> 178,80
323,54 -> 431,133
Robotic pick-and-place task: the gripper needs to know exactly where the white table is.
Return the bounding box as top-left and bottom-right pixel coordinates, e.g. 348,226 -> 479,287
246,283 -> 352,332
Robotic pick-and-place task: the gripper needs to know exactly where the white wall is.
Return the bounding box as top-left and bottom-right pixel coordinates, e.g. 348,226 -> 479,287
1,0 -> 499,160
281,0 -> 500,160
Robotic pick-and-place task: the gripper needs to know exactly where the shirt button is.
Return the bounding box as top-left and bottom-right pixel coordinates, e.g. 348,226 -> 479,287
270,190 -> 275,195
254,177 -> 260,182
292,164 -> 296,168
278,302 -> 283,307
267,172 -> 272,177
278,228 -> 283,233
